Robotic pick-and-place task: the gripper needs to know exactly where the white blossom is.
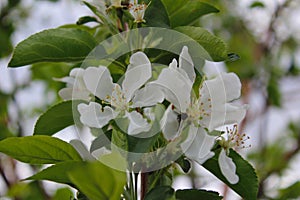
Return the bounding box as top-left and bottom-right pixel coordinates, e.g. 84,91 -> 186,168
77,51 -> 164,135
152,46 -> 247,170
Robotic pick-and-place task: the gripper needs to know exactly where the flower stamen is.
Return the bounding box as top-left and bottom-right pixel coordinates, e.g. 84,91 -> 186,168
219,124 -> 251,154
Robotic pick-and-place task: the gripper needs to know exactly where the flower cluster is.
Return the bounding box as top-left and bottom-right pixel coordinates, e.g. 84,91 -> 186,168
58,46 -> 247,184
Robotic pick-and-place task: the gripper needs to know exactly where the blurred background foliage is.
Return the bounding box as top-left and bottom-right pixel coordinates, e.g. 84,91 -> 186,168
1,0 -> 300,199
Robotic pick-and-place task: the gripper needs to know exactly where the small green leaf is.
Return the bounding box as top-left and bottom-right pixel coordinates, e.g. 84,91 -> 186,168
176,189 -> 222,200
144,0 -> 170,28
34,100 -> 84,135
249,1 -> 265,8
68,161 -> 126,200
203,149 -> 258,200
8,28 -> 97,67
175,26 -> 228,61
161,0 -> 219,28
145,186 -> 175,200
26,161 -> 83,186
0,136 -> 82,164
76,16 -> 99,25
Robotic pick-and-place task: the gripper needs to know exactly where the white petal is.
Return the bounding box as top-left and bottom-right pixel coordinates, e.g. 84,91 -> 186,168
199,72 -> 246,131
56,68 -> 91,101
70,139 -> 95,161
122,52 -> 151,101
152,67 -> 192,112
169,59 -> 178,69
201,104 -> 247,132
77,102 -> 114,128
54,76 -> 74,85
126,111 -> 151,135
58,88 -> 73,100
58,87 -> 90,101
160,105 -> 180,140
70,68 -> 85,77
224,104 -> 247,124
219,149 -> 239,184
200,73 -> 241,104
83,66 -> 114,100
179,46 -> 195,83
182,126 -> 216,164
131,84 -> 164,107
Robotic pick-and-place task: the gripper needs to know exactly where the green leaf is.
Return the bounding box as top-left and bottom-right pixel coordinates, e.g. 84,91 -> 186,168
277,181 -> 300,200
8,28 -> 97,67
176,189 -> 222,200
68,161 -> 126,200
161,0 -> 219,28
53,188 -> 74,200
145,186 -> 175,200
202,149 -> 258,200
34,100 -> 84,135
0,136 -> 82,164
144,0 -> 170,28
175,26 -> 228,61
26,161 -> 83,186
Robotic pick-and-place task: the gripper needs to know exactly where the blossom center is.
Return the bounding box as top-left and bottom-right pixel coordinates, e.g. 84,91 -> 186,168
218,124 -> 250,154
186,97 -> 211,126
109,85 -> 129,112
129,3 -> 147,23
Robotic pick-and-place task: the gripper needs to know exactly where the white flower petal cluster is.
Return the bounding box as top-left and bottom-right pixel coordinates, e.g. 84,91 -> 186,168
152,46 -> 247,184
76,51 -> 164,136
59,46 -> 247,184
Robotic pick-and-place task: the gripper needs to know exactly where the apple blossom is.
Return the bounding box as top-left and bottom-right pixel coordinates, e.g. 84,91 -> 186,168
77,51 -> 164,135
